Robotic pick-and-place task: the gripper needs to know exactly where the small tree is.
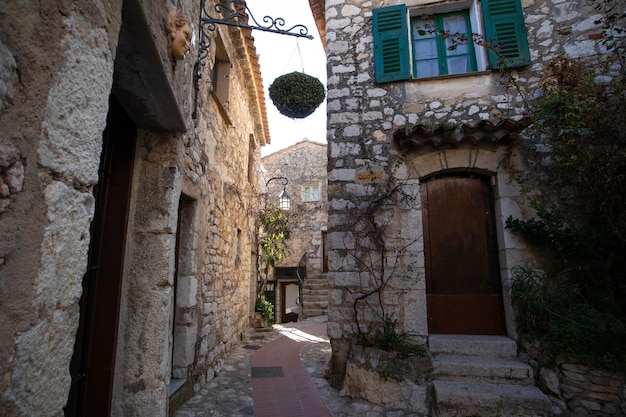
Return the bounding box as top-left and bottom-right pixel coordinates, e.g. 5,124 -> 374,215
255,204 -> 294,324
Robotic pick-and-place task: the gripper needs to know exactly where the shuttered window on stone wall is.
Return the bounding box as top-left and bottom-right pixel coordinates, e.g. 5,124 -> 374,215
482,0 -> 531,69
373,4 -> 410,83
372,0 -> 530,83
412,11 -> 477,78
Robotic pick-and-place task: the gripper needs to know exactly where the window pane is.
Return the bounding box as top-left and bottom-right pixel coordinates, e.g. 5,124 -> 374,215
447,56 -> 471,74
412,21 -> 434,40
416,60 -> 440,77
414,39 -> 438,59
443,15 -> 469,56
301,185 -> 320,202
446,41 -> 468,56
443,14 -> 467,34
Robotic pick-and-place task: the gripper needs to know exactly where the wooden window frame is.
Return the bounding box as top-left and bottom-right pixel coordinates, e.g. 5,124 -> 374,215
372,0 -> 530,83
411,11 -> 477,78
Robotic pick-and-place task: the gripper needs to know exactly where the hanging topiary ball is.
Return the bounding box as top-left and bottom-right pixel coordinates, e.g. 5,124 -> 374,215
268,71 -> 325,119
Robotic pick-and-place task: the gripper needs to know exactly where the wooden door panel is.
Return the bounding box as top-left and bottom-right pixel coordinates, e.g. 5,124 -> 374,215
427,294 -> 504,335
422,175 -> 504,335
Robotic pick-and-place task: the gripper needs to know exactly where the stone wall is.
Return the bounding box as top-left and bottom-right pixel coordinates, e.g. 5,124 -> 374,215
261,139 -> 329,322
0,1 -> 121,415
262,139 -> 328,274
340,345 -> 432,415
0,1 -> 268,416
538,362 -> 625,416
323,0 -> 625,403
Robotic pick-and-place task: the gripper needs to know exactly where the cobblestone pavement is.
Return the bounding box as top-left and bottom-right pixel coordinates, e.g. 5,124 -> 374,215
175,317 -> 424,417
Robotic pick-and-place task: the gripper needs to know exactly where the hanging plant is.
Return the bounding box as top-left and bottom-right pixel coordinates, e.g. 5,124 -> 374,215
269,71 -> 325,119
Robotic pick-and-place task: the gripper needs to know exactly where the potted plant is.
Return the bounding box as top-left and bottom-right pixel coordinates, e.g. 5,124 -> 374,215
269,71 -> 325,119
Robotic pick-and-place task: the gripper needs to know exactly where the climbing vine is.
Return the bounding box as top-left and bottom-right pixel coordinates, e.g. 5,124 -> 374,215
340,164 -> 425,357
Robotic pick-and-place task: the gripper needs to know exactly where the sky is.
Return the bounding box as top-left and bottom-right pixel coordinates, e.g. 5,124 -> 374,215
245,0 -> 327,156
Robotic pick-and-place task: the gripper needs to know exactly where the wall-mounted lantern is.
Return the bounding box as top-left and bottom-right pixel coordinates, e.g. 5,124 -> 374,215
266,176 -> 290,210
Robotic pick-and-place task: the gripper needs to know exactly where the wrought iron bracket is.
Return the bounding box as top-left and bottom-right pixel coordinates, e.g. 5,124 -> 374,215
196,0 -> 313,80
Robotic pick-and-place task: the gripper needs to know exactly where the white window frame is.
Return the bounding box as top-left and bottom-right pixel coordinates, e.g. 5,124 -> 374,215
300,183 -> 320,202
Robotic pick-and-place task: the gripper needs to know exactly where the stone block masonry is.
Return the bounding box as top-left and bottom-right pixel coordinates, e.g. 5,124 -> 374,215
0,1 -> 269,416
323,0 -> 626,415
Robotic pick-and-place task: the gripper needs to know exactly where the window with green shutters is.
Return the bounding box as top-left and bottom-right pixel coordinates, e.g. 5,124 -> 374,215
482,0 -> 531,69
373,4 -> 410,83
372,0 -> 531,83
412,11 -> 477,78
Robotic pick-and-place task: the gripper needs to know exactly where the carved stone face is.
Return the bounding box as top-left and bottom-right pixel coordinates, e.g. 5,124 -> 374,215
171,22 -> 192,60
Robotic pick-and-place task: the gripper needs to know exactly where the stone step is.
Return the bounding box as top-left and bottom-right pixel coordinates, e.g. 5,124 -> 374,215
301,276 -> 328,317
302,302 -> 328,310
302,293 -> 327,299
302,289 -> 328,296
433,354 -> 534,384
305,273 -> 329,280
303,287 -> 328,294
304,274 -> 328,280
433,380 -> 552,417
429,334 -> 518,357
303,301 -> 328,309
302,310 -> 327,319
304,274 -> 329,281
301,289 -> 328,302
302,294 -> 328,302
302,281 -> 329,290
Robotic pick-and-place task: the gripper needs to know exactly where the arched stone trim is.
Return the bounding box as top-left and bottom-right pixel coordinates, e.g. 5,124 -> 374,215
405,147 -> 501,179
403,146 -> 529,338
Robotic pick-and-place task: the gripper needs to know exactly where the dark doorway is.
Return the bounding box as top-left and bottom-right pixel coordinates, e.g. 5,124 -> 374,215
281,282 -> 300,323
422,175 -> 504,335
322,231 -> 328,273
65,96 -> 136,417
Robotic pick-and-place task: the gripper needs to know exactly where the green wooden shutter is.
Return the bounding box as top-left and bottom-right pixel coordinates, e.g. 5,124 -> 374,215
482,0 -> 531,69
373,5 -> 410,83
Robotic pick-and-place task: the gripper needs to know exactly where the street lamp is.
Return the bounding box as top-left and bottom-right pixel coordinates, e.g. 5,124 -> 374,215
266,176 -> 290,210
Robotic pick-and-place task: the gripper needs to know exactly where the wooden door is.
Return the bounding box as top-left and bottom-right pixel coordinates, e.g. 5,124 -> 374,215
66,96 -> 136,417
422,175 -> 504,335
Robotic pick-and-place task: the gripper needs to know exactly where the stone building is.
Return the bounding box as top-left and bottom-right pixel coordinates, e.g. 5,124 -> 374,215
0,1 -> 271,416
312,0 -> 626,415
261,139 -> 329,323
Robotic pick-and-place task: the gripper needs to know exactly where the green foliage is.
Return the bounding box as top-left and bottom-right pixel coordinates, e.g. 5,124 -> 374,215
511,267 -> 626,370
358,314 -> 425,358
269,71 -> 325,119
507,55 -> 626,371
255,296 -> 274,326
258,206 -> 292,270
376,314 -> 425,357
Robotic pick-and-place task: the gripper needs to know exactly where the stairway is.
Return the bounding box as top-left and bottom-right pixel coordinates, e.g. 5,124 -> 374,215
430,334 -> 553,417
300,273 -> 329,319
